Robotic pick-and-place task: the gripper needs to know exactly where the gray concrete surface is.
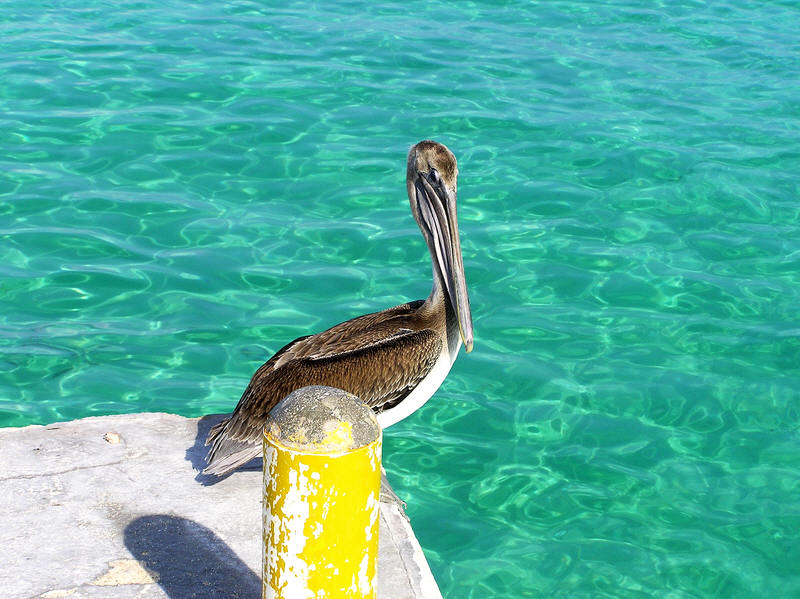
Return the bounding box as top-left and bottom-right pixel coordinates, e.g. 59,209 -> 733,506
0,413 -> 443,599
266,385 -> 381,450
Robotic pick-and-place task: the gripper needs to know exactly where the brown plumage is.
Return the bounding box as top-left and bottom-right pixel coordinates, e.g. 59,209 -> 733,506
204,140 -> 473,476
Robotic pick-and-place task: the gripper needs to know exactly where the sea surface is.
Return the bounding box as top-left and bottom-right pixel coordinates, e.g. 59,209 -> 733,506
2,1 -> 799,597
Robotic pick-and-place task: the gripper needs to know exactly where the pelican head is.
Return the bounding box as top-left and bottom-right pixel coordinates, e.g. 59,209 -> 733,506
406,140 -> 474,353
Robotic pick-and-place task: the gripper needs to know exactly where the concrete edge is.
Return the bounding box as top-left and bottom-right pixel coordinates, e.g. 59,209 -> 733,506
382,501 -> 445,599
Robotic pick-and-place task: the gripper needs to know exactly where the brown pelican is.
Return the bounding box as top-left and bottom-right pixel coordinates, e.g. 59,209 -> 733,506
204,140 -> 473,476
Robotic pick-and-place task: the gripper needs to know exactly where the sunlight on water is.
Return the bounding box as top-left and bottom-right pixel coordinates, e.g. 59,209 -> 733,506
2,1 -> 799,597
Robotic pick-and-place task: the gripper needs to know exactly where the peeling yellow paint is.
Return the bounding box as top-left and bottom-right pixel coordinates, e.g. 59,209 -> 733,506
263,426 -> 381,599
320,420 -> 354,449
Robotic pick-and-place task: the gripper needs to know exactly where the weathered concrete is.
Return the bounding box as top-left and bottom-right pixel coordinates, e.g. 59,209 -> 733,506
266,385 -> 382,451
0,413 -> 442,599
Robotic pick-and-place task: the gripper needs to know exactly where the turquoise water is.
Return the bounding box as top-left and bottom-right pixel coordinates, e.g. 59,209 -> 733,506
2,0 -> 799,596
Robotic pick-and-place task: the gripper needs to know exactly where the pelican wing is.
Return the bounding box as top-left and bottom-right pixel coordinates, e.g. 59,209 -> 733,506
204,307 -> 441,476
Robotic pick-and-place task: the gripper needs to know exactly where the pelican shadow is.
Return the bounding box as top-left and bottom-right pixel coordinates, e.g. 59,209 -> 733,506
187,414 -> 262,486
124,514 -> 261,599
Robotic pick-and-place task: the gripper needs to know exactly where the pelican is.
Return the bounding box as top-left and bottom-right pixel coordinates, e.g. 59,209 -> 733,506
204,140 -> 473,476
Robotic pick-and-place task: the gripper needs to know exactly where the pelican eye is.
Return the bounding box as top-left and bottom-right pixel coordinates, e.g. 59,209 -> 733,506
428,168 -> 440,185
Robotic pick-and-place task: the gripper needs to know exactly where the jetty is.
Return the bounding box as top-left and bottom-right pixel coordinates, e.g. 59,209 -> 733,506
0,412 -> 442,598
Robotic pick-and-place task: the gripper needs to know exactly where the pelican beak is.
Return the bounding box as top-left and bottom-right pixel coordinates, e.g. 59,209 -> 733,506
415,176 -> 474,352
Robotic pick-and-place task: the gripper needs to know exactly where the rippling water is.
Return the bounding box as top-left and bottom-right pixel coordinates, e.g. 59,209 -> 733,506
2,1 -> 799,596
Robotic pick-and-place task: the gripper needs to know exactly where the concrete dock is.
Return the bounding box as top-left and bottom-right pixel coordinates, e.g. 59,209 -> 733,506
0,412 -> 442,599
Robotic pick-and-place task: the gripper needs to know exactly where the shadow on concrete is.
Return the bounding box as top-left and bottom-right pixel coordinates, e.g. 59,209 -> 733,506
186,414 -> 262,486
124,514 -> 261,599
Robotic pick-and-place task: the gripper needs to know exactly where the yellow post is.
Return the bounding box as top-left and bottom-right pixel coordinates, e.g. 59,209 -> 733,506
262,385 -> 382,599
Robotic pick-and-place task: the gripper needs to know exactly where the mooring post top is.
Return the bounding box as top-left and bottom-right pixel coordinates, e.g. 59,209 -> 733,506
264,385 -> 381,453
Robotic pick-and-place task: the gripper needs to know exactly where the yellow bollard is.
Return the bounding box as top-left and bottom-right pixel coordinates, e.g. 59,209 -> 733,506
262,385 -> 382,599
